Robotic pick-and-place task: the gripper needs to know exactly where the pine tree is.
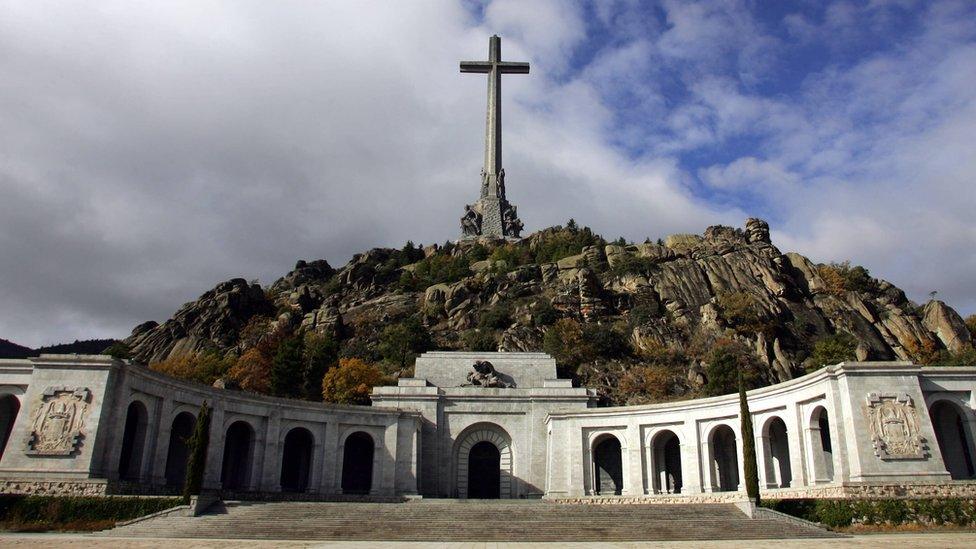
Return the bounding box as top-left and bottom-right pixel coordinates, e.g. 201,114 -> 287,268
271,336 -> 305,398
739,370 -> 760,504
182,401 -> 211,503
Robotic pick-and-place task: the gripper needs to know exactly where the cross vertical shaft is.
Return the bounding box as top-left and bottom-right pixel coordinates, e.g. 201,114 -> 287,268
485,35 -> 502,178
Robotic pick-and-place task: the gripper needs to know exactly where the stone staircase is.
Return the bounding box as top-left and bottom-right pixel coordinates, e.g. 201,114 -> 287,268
100,500 -> 843,541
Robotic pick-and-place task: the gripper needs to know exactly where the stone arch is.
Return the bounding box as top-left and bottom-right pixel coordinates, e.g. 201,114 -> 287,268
280,427 -> 314,492
164,411 -> 196,487
761,416 -> 792,488
592,434 -> 623,495
455,423 -> 513,499
0,394 -> 21,461
221,420 -> 255,491
709,424 -> 739,492
118,400 -> 149,481
340,431 -> 375,495
929,400 -> 976,480
650,429 -> 682,494
808,406 -> 834,482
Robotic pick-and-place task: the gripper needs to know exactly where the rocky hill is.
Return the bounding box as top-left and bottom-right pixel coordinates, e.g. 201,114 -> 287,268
123,219 -> 974,404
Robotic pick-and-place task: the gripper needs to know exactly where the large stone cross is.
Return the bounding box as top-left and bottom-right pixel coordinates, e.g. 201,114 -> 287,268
459,35 -> 527,239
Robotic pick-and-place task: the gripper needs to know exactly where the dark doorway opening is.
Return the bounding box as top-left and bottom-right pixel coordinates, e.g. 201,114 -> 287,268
280,428 -> 314,492
0,395 -> 20,461
467,441 -> 501,499
118,401 -> 148,481
653,430 -> 682,494
593,436 -> 623,495
930,401 -> 976,479
164,412 -> 195,487
341,432 -> 374,495
711,425 -> 739,492
221,421 -> 254,491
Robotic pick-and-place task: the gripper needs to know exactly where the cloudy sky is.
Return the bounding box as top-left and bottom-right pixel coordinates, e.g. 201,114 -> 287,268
1,0 -> 974,347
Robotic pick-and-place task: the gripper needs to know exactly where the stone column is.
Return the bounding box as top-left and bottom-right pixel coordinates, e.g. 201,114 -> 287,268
757,433 -> 774,488
625,425 -> 642,496
307,422 -> 328,495
203,405 -> 225,490
319,423 -> 340,495
148,397 -> 174,486
680,429 -> 702,494
259,413 -> 281,492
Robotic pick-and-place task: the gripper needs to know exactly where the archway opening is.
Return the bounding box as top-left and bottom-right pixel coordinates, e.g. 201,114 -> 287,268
118,401 -> 149,481
930,401 -> 975,480
0,395 -> 20,461
467,441 -> 501,499
341,431 -> 374,495
810,406 -> 834,482
711,425 -> 739,492
593,435 -> 623,495
221,421 -> 255,491
765,417 -> 792,488
164,412 -> 196,487
280,428 -> 314,492
652,430 -> 682,494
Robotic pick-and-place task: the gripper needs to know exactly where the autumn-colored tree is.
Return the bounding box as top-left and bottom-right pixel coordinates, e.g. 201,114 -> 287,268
619,365 -> 672,404
227,348 -> 272,393
152,352 -> 234,385
321,358 -> 386,405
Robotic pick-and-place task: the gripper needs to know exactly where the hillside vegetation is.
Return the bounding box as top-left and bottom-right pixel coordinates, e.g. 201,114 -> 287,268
118,218 -> 976,406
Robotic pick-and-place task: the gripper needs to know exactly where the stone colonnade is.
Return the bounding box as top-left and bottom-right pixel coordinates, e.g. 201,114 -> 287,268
546,362 -> 976,498
0,356 -> 421,497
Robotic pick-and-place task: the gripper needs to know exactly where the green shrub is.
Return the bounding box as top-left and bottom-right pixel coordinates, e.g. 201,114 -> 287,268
581,323 -> 631,359
533,225 -> 604,264
808,332 -> 858,369
610,254 -> 656,277
378,317 -> 431,371
761,498 -> 976,529
702,339 -> 760,397
461,330 -> 497,352
478,304 -> 513,330
489,244 -> 533,270
0,495 -> 183,531
398,254 -> 471,291
532,301 -> 560,327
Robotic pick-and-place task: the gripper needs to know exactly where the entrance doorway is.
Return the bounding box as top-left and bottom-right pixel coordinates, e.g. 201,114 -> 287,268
341,431 -> 374,494
593,435 -> 623,495
467,441 -> 501,498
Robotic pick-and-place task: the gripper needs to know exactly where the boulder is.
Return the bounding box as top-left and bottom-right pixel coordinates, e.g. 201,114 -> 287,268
922,300 -> 973,353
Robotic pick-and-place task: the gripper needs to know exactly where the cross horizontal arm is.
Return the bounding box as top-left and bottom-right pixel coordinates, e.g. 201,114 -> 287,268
497,62 -> 529,74
460,61 -> 492,73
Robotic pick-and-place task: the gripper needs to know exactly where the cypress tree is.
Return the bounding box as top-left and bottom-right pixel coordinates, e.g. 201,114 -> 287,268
182,401 -> 212,503
738,370 -> 760,504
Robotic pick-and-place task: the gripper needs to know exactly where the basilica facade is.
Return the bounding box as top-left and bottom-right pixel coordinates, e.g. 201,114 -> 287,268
0,351 -> 974,500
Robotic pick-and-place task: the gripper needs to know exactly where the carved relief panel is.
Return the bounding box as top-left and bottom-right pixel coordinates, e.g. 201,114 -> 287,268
865,392 -> 923,460
26,387 -> 91,456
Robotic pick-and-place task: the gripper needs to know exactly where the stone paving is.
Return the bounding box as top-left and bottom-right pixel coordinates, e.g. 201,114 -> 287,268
3,533 -> 976,548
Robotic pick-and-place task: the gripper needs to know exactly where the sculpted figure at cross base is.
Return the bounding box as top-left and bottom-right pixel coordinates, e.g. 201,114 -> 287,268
466,360 -> 514,388
502,204 -> 523,237
461,205 -> 482,237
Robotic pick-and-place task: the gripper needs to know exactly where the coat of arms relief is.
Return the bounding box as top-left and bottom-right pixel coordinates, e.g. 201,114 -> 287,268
865,392 -> 923,460
26,387 -> 91,456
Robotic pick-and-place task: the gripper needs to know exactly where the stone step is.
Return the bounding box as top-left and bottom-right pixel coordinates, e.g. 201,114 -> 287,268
101,501 -> 842,541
